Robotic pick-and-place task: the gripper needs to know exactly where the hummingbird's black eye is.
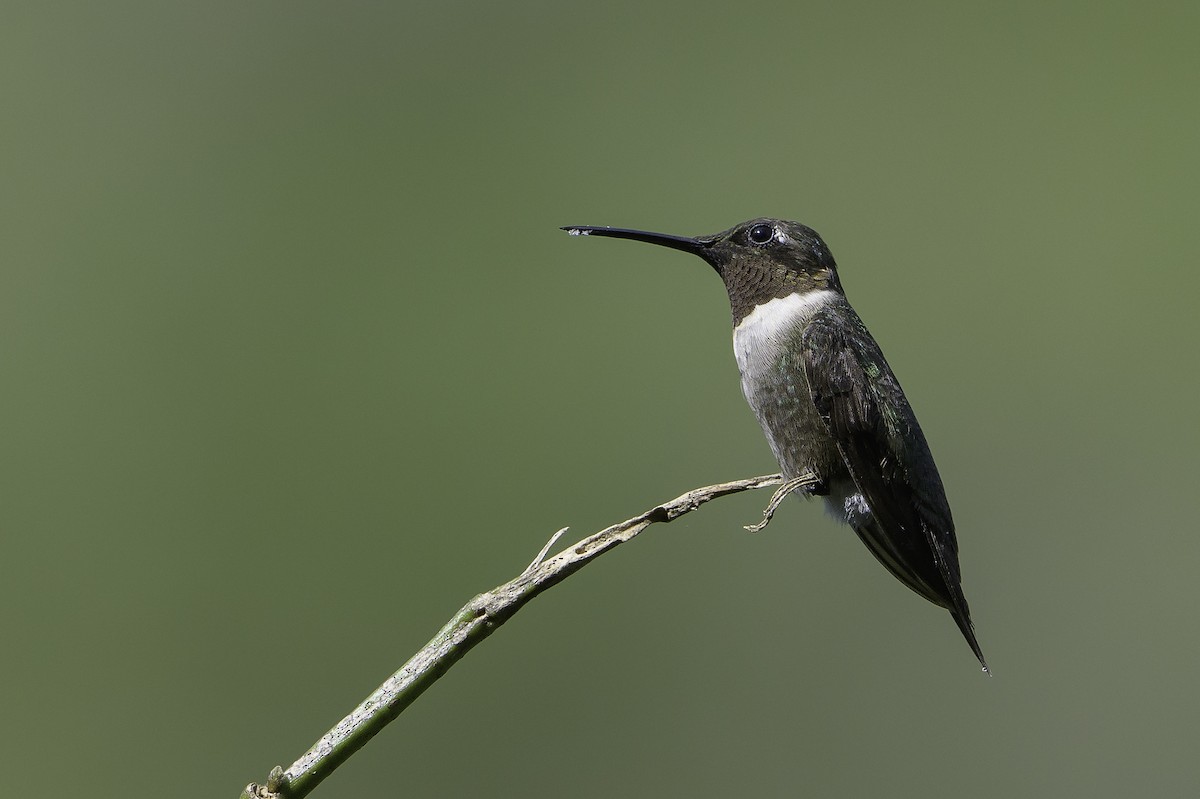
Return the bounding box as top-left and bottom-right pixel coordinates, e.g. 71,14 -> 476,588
748,223 -> 774,244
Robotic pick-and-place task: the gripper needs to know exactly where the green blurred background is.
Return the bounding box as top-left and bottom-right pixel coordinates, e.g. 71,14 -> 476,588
3,1 -> 1197,796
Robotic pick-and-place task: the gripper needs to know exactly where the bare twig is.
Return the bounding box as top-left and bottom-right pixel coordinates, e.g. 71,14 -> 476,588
241,473 -> 784,799
522,526 -> 569,576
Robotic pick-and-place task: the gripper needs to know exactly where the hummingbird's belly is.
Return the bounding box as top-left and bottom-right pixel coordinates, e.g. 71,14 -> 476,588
740,365 -> 844,484
744,374 -> 867,527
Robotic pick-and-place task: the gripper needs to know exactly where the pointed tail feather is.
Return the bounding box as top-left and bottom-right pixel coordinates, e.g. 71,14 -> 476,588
952,609 -> 989,674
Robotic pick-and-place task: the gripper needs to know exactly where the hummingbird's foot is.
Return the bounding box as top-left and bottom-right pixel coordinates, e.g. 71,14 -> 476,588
744,472 -> 820,533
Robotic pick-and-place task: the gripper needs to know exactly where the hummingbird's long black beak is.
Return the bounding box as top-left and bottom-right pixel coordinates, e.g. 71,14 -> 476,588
561,225 -> 710,256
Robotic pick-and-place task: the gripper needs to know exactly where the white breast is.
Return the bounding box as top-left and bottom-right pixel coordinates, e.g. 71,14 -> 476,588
732,290 -> 837,383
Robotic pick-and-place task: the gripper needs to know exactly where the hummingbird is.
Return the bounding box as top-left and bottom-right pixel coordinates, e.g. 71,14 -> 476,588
563,218 -> 987,671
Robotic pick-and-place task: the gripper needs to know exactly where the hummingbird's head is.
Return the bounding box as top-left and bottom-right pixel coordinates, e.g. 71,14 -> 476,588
563,218 -> 842,325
